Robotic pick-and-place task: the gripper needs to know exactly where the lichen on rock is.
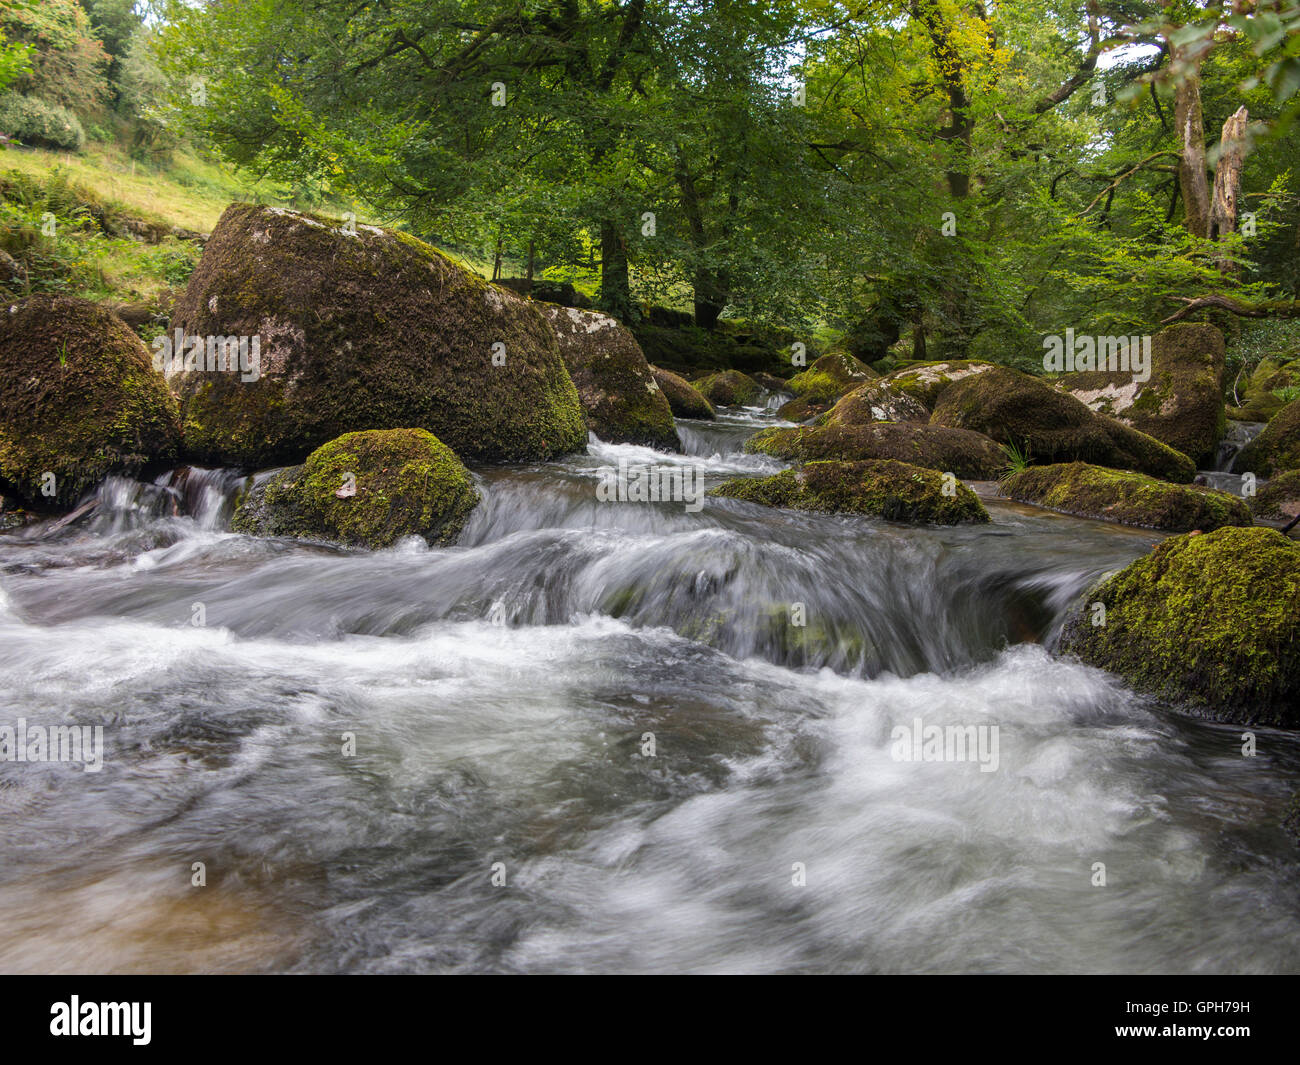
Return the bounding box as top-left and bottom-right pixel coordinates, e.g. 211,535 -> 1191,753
1058,323 -> 1225,466
537,303 -> 680,450
786,352 -> 878,404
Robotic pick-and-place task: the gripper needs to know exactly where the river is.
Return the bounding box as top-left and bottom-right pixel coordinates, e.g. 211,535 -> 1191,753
1,405 -> 1297,973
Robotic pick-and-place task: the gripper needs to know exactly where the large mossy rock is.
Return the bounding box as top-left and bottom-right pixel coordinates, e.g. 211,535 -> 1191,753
711,459 -> 989,524
826,380 -> 930,426
786,352 -> 878,404
169,203 -> 586,467
691,369 -> 763,406
1059,323 -> 1225,466
745,421 -> 1005,480
1058,526 -> 1300,727
0,295 -> 181,506
1001,462 -> 1251,532
1225,353 -> 1300,422
931,365 -> 1196,482
536,303 -> 679,450
876,360 -> 995,409
231,428 -> 478,548
650,364 -> 715,419
1233,396 -> 1300,477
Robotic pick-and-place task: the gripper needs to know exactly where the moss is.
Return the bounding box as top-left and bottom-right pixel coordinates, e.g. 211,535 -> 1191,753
1251,469 -> 1300,522
231,428 -> 479,548
1233,396 -> 1300,477
932,365 -> 1196,482
786,352 -> 877,403
1058,526 -> 1300,727
650,364 -> 715,420
1001,462 -> 1251,532
1059,324 -> 1225,466
537,303 -> 680,449
711,459 -> 988,524
745,421 -> 1005,479
826,381 -> 930,426
878,360 -> 995,409
691,369 -> 763,406
0,295 -> 181,506
1228,357 -> 1300,423
170,203 -> 586,467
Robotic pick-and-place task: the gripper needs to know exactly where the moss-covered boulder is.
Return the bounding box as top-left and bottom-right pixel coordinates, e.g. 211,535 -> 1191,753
1225,355 -> 1300,422
650,365 -> 715,420
536,303 -> 679,449
1059,324 -> 1225,466
691,369 -> 763,406
0,295 -> 181,506
711,459 -> 988,524
745,421 -> 1005,480
931,365 -> 1196,482
1251,469 -> 1300,523
1058,527 -> 1300,727
876,360 -> 996,409
169,203 -> 585,467
1001,462 -> 1251,532
826,380 -> 930,426
786,352 -> 878,404
1233,396 -> 1300,477
231,428 -> 478,548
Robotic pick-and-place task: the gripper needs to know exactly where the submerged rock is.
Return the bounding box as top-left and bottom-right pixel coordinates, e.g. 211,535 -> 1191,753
1233,396 -> 1300,477
1059,323 -> 1225,466
537,304 -> 679,450
170,203 -> 586,467
1058,526 -> 1300,728
1000,462 -> 1251,532
650,364 -> 715,420
745,421 -> 1004,480
786,352 -> 878,404
691,369 -> 763,407
711,459 -> 988,525
0,295 -> 181,506
931,365 -> 1195,482
231,428 -> 479,549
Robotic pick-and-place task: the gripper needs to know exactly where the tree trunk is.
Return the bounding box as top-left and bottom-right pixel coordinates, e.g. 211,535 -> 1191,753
599,220 -> 635,322
1210,106 -> 1249,270
525,240 -> 535,294
1172,44 -> 1211,238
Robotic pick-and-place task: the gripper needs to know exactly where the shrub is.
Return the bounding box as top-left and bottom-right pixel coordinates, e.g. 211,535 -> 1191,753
0,93 -> 85,151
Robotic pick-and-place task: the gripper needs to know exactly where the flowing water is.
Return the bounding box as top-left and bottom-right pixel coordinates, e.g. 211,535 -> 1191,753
1,404 -> 1298,974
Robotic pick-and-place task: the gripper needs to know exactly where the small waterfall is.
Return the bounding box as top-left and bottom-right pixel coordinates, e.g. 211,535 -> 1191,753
1215,420 -> 1265,472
